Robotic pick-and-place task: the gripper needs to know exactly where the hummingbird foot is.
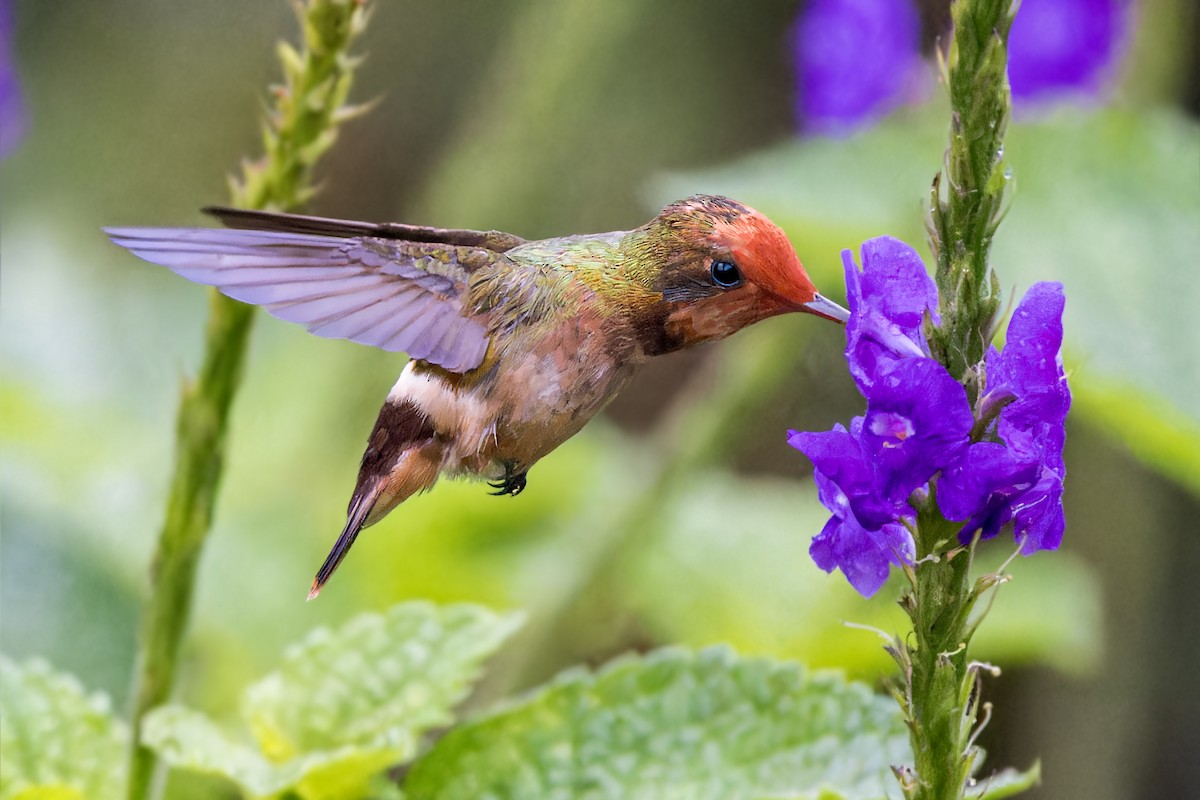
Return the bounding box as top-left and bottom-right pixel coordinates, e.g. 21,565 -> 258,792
488,464 -> 527,497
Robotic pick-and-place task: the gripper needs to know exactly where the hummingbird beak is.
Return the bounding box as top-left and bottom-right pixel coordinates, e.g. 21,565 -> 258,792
802,293 -> 851,324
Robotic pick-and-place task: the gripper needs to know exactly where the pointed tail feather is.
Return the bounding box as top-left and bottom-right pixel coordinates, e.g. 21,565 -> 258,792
307,397 -> 443,600
308,487 -> 380,600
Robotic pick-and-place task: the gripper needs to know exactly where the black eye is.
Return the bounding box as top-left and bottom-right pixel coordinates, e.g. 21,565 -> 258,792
710,259 -> 742,288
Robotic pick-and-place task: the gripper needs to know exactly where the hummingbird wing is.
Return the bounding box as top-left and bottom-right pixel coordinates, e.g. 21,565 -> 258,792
105,226 -> 502,373
203,206 -> 526,252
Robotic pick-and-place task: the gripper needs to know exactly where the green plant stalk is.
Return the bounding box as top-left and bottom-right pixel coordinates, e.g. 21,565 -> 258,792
928,0 -> 1014,397
897,500 -> 982,800
900,1 -> 1019,799
125,3 -> 371,799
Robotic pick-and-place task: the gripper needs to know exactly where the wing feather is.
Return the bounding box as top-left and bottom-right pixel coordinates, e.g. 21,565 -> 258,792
275,283 -> 404,327
404,310 -> 458,362
106,226 -> 496,372
380,301 -> 442,354
422,316 -> 466,367
224,275 -> 386,306
200,206 -> 527,252
344,303 -> 419,348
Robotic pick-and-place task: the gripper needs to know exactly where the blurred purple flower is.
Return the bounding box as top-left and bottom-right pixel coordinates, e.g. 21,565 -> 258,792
790,240 -> 1070,596
0,0 -> 25,157
1008,0 -> 1128,104
789,0 -> 1130,136
791,0 -> 921,135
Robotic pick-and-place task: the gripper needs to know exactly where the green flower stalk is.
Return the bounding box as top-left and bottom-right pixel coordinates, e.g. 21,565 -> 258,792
927,0 -> 1012,395
125,3 -> 372,798
907,3 -> 1020,796
791,1 -> 1063,798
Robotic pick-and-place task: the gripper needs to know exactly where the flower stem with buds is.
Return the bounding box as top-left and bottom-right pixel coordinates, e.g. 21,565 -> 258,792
125,4 -> 371,799
927,0 -> 1014,397
898,1 -> 1024,798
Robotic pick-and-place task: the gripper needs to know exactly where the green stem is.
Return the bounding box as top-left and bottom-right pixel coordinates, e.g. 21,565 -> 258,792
928,0 -> 1015,397
901,1 -> 1018,798
125,4 -> 371,798
905,504 -> 978,800
125,297 -> 255,800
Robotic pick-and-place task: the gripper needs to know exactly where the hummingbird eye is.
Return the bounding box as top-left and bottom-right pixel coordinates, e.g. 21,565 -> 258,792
710,259 -> 742,288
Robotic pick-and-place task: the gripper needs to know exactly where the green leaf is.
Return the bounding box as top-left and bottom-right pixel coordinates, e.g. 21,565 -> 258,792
652,107 -> 1200,494
141,602 -> 524,800
242,601 -> 523,759
405,647 -> 911,800
140,706 -> 281,798
0,657 -> 127,800
140,706 -> 400,800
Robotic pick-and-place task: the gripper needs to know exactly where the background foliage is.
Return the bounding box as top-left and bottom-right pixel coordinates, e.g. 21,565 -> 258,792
1,1 -> 1197,798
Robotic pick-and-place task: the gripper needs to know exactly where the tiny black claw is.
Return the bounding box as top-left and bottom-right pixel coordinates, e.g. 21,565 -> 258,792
488,464 -> 528,497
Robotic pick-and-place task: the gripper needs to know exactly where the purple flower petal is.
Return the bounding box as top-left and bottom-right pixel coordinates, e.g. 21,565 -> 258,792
790,425 -> 867,497
799,451 -> 914,597
790,419 -> 906,530
1008,0 -> 1128,104
961,283 -> 1070,551
843,237 -> 939,394
1013,468 -> 1065,552
991,275 -> 1067,383
0,0 -> 24,158
939,441 -> 1039,541
862,358 -> 974,506
809,515 -> 892,597
791,0 -> 921,135
810,513 -> 912,597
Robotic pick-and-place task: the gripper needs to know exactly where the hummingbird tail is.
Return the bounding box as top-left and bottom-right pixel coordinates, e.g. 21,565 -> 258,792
308,406 -> 446,600
309,489 -> 379,600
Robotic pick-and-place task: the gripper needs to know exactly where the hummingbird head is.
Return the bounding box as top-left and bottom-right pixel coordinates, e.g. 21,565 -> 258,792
639,195 -> 848,351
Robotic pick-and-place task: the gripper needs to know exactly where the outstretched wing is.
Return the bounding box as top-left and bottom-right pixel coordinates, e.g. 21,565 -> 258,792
105,226 -> 498,373
202,206 -> 527,252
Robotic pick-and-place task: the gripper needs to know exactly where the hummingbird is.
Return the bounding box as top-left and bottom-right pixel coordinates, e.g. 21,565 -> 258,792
107,195 -> 849,598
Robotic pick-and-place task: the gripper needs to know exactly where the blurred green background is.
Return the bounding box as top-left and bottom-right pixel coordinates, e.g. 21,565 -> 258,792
1,1 -> 1197,798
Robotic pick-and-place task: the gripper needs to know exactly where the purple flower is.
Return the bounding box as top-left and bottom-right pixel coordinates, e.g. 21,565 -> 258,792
1008,0 -> 1128,104
0,0 -> 25,158
808,463 -> 915,598
938,442 -> 1039,540
790,419 -> 905,532
940,283 -> 1070,552
862,358 -> 974,507
787,0 -> 1131,139
791,0 -> 921,135
985,283 -> 1071,455
842,238 -> 972,509
789,421 -> 915,597
843,237 -> 939,393
790,238 -> 1070,596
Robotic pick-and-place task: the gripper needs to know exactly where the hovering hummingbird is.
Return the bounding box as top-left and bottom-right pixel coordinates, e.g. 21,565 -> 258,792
107,195 -> 849,598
